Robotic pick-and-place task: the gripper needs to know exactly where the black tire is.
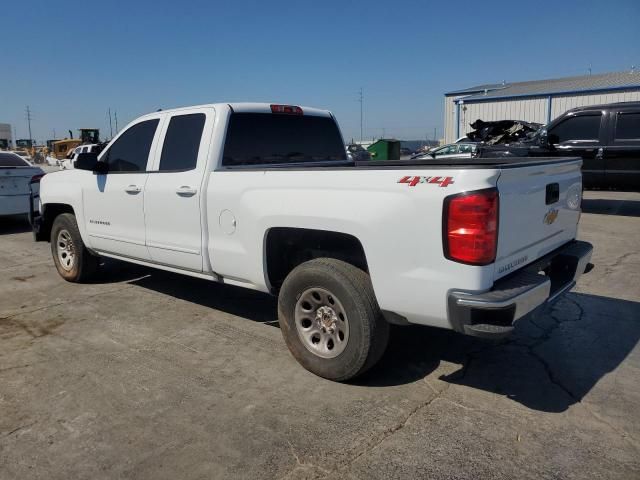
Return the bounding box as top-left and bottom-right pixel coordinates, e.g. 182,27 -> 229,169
278,258 -> 389,381
50,213 -> 99,283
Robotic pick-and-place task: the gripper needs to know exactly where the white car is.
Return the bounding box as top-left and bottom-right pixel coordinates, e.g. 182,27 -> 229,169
61,144 -> 101,170
7,150 -> 33,164
414,142 -> 477,160
46,156 -> 61,167
33,103 -> 592,380
0,152 -> 44,217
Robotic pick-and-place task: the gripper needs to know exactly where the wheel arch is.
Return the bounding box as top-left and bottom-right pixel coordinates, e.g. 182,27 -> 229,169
263,227 -> 369,293
40,203 -> 77,242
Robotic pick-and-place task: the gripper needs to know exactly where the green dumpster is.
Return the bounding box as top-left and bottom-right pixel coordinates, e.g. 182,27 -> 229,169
367,139 -> 401,161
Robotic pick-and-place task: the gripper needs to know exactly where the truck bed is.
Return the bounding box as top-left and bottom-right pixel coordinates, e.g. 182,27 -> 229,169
216,156 -> 581,170
354,156 -> 581,169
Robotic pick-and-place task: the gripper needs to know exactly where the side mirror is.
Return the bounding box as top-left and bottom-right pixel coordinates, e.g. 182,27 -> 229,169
75,152 -> 108,174
538,129 -> 557,148
537,129 -> 548,146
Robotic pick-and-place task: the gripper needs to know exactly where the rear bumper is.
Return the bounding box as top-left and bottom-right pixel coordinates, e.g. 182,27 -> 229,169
448,240 -> 593,339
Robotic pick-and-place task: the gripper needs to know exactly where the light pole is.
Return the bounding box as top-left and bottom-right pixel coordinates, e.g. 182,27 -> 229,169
358,87 -> 364,142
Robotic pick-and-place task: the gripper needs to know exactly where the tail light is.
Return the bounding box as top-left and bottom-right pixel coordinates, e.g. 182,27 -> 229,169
443,188 -> 499,265
30,173 -> 45,184
270,104 -> 303,115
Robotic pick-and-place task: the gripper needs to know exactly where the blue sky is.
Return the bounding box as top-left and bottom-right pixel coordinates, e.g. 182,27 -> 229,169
2,0 -> 639,143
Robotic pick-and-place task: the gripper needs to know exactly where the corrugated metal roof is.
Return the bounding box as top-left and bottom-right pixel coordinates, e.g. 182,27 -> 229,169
445,83 -> 507,95
446,71 -> 640,101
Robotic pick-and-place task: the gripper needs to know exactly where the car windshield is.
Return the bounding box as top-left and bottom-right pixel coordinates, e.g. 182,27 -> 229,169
0,152 -> 29,167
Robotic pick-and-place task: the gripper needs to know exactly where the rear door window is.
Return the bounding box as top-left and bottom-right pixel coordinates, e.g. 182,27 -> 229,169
159,113 -> 206,171
458,144 -> 475,153
222,113 -> 346,167
102,119 -> 159,172
549,114 -> 602,143
614,112 -> 640,140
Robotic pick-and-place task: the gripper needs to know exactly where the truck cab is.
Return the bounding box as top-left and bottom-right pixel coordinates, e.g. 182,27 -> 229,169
476,101 -> 640,190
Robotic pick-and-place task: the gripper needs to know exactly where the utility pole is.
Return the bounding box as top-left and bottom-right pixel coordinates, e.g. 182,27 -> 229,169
433,127 -> 437,144
25,106 -> 33,146
114,110 -> 119,134
108,108 -> 113,138
358,87 -> 364,142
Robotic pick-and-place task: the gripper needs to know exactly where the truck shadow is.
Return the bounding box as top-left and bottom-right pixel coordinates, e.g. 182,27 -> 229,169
360,292 -> 640,413
0,215 -> 32,235
125,265 -> 638,413
127,266 -> 279,324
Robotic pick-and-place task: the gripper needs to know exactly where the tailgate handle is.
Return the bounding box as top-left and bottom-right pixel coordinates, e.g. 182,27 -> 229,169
546,183 -> 559,205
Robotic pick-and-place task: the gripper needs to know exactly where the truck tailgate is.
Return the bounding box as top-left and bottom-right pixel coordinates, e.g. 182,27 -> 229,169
494,158 -> 583,280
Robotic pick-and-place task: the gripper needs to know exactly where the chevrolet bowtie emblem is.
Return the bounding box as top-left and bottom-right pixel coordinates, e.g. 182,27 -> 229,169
544,208 -> 559,225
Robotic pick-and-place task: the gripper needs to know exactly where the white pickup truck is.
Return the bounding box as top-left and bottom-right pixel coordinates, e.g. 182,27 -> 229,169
32,103 -> 593,381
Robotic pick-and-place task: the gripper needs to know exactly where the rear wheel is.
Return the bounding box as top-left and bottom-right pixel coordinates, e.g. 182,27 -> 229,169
278,258 -> 389,381
50,213 -> 99,282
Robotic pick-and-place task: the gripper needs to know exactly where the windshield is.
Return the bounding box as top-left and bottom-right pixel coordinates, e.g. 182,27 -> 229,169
222,113 -> 347,167
434,145 -> 457,155
0,152 -> 29,167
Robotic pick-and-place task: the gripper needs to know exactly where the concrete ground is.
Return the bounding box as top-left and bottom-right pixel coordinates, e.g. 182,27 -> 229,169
1,191 -> 639,480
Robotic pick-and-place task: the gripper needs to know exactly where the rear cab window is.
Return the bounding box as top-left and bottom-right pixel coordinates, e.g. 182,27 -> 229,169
222,113 -> 346,167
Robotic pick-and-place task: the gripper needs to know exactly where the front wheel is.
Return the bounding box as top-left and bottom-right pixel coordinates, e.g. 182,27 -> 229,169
50,213 -> 99,283
278,258 -> 389,381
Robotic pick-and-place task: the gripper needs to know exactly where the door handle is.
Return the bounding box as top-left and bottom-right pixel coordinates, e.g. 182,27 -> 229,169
125,185 -> 142,194
176,186 -> 197,197
595,147 -> 604,160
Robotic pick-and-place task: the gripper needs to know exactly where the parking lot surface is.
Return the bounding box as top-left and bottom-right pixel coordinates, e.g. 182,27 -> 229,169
1,190 -> 639,479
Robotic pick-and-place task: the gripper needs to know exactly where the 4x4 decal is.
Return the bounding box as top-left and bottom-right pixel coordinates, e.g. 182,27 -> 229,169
398,176 -> 455,187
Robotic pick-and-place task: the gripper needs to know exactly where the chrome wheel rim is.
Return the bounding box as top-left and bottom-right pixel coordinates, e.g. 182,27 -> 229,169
56,229 -> 75,271
294,287 -> 349,359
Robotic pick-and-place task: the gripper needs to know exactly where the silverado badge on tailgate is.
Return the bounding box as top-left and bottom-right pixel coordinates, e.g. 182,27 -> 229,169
544,208 -> 559,225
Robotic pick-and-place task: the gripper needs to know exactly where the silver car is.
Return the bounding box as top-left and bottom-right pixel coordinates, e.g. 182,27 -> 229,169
414,142 -> 477,160
0,152 -> 44,217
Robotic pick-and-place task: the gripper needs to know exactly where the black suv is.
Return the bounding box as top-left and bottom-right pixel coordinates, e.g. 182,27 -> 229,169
475,102 -> 640,190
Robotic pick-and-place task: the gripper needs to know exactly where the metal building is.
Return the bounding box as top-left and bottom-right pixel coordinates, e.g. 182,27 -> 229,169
443,71 -> 640,143
0,123 -> 12,149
